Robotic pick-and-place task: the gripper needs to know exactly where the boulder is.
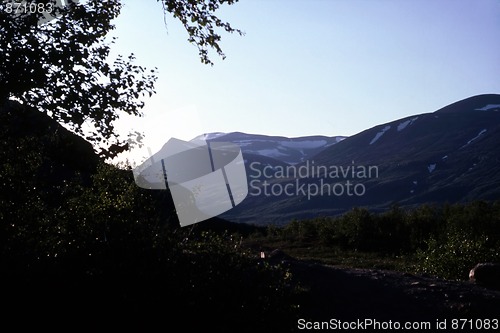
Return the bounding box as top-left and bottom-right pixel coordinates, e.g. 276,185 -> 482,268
469,263 -> 500,289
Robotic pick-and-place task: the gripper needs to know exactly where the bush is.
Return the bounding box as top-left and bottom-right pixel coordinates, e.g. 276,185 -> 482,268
1,150 -> 301,330
416,232 -> 499,280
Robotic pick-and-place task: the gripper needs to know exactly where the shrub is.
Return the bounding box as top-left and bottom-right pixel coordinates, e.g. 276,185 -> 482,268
416,231 -> 500,280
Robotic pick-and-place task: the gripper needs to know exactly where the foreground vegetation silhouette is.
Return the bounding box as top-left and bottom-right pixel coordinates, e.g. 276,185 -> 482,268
0,101 -> 301,330
1,101 -> 499,330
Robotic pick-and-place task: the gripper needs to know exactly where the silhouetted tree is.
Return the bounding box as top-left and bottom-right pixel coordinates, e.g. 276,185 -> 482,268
0,0 -> 242,158
159,0 -> 244,65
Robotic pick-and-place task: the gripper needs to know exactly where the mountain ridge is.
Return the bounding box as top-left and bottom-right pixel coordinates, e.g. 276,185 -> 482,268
217,93 -> 500,225
193,130 -> 346,165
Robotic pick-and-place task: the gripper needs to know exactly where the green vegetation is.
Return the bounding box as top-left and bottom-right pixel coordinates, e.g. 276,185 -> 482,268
0,109 -> 301,329
1,0 -> 242,158
247,202 -> 500,281
1,104 -> 498,328
0,103 -> 294,330
7,1 -> 499,328
0,1 -> 295,328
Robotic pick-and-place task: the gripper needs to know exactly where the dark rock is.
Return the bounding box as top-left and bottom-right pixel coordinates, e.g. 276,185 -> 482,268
469,262 -> 500,289
267,249 -> 294,264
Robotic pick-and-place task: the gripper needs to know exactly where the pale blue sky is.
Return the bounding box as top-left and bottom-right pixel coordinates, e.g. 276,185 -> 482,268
110,0 -> 500,163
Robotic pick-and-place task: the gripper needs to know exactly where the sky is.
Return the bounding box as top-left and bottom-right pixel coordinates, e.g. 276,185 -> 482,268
108,0 -> 500,164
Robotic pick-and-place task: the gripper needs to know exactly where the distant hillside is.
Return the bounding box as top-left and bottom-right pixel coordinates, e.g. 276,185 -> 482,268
192,131 -> 346,165
0,100 -> 100,186
219,94 -> 500,225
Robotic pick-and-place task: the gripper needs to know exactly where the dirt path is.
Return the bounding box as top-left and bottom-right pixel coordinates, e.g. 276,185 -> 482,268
286,259 -> 500,331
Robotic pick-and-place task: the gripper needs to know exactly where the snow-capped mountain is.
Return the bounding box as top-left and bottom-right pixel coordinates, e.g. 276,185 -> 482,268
219,94 -> 500,225
192,131 -> 346,165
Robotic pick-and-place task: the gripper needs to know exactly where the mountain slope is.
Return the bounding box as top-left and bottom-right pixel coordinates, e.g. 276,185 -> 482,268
0,100 -> 100,183
192,131 -> 346,165
220,94 -> 500,225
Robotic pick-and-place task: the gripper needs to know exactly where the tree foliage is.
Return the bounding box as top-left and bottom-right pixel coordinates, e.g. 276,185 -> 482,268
260,203 -> 500,280
0,100 -> 299,329
0,0 -> 158,158
0,0 -> 242,158
159,0 -> 244,65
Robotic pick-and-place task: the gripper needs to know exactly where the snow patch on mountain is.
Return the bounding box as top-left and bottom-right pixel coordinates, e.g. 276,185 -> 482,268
280,140 -> 327,149
428,164 -> 436,173
326,137 -> 346,147
370,125 -> 391,145
397,117 -> 418,131
189,132 -> 346,165
256,149 -> 290,158
475,104 -> 500,111
468,163 -> 478,172
191,132 -> 228,142
232,141 -> 253,147
461,129 -> 487,148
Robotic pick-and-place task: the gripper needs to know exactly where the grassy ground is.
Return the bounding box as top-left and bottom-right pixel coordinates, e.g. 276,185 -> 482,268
243,236 -> 420,273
